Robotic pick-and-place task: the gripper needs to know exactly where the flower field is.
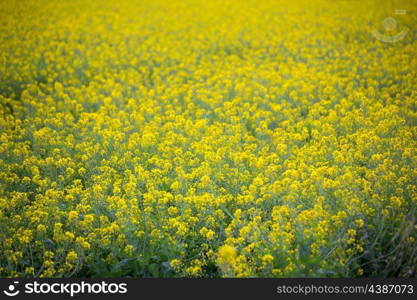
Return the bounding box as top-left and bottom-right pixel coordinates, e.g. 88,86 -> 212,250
1,0 -> 416,278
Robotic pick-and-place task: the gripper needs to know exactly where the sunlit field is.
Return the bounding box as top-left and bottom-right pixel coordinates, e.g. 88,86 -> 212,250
1,0 -> 416,278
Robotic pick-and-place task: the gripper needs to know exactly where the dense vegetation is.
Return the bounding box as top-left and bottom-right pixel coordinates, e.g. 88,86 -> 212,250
1,0 -> 416,277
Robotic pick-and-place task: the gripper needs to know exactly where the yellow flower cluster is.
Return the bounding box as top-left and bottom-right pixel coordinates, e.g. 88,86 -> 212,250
1,0 -> 416,277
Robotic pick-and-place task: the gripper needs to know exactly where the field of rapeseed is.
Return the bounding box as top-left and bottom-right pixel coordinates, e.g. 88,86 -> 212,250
1,0 -> 417,278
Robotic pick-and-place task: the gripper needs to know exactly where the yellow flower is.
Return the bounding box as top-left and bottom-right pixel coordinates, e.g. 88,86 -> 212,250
355,219 -> 364,228
347,229 -> 356,236
66,251 -> 78,262
68,211 -> 78,222
36,224 -> 47,233
217,245 -> 236,276
262,254 -> 274,265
